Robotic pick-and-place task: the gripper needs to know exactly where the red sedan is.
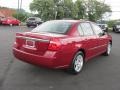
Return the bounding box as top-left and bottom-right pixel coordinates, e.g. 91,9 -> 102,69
13,20 -> 112,74
2,17 -> 20,26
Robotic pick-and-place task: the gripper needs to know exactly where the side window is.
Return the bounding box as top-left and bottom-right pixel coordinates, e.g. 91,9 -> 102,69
78,25 -> 84,36
80,23 -> 94,36
91,23 -> 104,36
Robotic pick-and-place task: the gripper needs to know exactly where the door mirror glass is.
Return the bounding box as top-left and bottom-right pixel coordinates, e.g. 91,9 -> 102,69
103,28 -> 108,32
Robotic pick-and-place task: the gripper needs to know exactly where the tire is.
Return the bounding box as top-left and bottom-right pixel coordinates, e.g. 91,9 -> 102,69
68,51 -> 84,74
36,24 -> 39,26
18,23 -> 20,26
27,25 -> 30,27
113,28 -> 115,32
103,42 -> 112,56
10,24 -> 13,26
114,29 -> 118,33
114,29 -> 117,33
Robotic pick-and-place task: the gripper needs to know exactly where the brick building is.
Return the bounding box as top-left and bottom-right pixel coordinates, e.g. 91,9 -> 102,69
0,7 -> 16,18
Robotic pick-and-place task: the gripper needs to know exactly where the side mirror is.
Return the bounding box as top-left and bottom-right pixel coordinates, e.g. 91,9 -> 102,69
103,28 -> 108,33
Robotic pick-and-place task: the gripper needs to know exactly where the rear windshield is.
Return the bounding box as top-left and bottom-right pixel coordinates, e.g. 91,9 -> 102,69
28,18 -> 36,20
32,21 -> 73,34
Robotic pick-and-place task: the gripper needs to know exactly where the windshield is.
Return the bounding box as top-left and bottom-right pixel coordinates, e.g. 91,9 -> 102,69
32,21 -> 73,34
28,18 -> 36,20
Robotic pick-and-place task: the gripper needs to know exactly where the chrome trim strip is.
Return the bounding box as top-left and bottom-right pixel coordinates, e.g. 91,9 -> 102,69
55,65 -> 69,69
16,36 -> 49,42
89,44 -> 107,51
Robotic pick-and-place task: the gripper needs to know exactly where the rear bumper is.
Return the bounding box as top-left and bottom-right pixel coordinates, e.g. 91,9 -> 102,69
26,23 -> 37,26
13,48 -> 55,68
13,48 -> 68,69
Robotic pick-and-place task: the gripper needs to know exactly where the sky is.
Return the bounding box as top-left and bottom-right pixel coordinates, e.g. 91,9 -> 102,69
0,0 -> 32,12
0,0 -> 120,20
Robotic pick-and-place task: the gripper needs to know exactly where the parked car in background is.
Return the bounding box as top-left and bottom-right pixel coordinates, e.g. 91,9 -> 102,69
26,17 -> 43,27
13,20 -> 112,74
97,24 -> 108,32
1,17 -> 20,26
0,18 -> 2,25
0,17 -> 4,25
113,22 -> 120,32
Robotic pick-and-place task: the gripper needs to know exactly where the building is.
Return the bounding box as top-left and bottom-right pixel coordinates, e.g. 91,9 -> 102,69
0,11 -> 5,18
0,7 -> 16,18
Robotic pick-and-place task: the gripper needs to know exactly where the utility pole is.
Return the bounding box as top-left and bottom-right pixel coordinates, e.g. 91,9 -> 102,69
17,0 -> 22,19
17,0 -> 20,19
101,0 -> 106,23
20,0 -> 22,11
18,0 -> 20,10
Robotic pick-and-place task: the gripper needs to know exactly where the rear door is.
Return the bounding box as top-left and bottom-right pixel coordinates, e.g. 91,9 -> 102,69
79,22 -> 98,60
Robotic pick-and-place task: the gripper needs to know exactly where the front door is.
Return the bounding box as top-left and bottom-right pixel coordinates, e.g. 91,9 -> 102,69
79,22 -> 98,60
91,22 -> 108,54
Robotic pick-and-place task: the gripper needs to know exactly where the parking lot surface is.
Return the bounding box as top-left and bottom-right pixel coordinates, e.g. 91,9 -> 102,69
0,26 -> 120,90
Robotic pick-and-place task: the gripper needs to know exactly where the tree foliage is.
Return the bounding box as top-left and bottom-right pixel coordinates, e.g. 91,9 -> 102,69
84,0 -> 111,21
30,0 -> 111,21
12,9 -> 33,22
13,12 -> 28,22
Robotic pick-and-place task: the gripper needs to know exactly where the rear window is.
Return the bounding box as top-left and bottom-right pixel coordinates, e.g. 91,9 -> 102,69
32,21 -> 73,34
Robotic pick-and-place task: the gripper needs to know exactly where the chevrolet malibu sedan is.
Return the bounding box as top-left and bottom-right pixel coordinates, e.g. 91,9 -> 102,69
13,20 -> 112,74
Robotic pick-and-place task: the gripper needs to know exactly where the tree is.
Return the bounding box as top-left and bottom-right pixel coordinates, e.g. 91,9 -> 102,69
30,0 -> 111,21
75,0 -> 86,19
30,0 -> 55,21
13,12 -> 28,22
83,0 -> 111,21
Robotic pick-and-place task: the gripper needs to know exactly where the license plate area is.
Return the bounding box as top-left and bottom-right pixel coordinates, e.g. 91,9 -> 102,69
26,40 -> 35,47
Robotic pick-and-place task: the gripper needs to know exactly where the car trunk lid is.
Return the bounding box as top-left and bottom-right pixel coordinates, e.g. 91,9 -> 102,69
15,32 -> 67,55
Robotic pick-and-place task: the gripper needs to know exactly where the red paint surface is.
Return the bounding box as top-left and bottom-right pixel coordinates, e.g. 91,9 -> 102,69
13,20 -> 112,69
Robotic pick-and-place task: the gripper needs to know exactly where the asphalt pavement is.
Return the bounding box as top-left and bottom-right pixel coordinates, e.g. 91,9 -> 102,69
0,26 -> 120,90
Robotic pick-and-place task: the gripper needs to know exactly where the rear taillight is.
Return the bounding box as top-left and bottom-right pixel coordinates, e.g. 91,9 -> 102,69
13,42 -> 18,48
48,38 -> 61,51
15,38 -> 21,49
15,33 -> 24,48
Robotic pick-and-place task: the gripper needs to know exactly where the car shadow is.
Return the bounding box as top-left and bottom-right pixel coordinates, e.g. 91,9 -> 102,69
21,54 -> 110,76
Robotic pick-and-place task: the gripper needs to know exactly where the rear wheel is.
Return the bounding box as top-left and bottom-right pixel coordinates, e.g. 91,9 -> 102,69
68,51 -> 84,74
113,27 -> 115,32
10,24 -> 13,26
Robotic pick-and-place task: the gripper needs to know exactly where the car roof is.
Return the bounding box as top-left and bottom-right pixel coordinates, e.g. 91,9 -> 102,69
49,20 -> 91,23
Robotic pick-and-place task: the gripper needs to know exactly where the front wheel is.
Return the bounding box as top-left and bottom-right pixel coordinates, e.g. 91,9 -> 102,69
104,43 -> 112,56
27,25 -> 30,27
68,51 -> 84,74
36,24 -> 39,27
